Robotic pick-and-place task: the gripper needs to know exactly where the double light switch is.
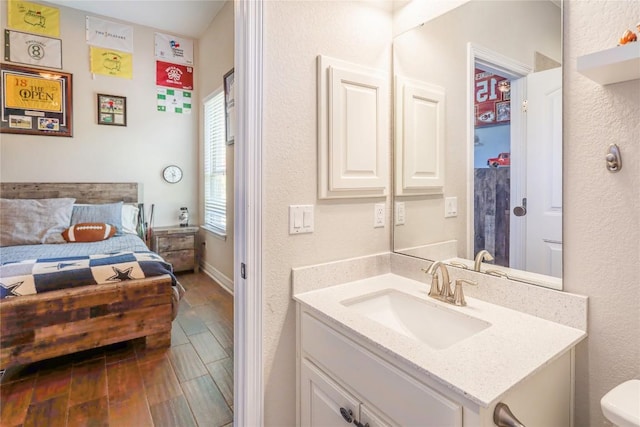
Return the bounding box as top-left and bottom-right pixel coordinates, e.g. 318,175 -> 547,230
289,205 -> 314,234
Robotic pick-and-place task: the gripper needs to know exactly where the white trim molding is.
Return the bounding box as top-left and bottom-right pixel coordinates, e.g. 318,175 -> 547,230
234,0 -> 264,425
200,260 -> 234,294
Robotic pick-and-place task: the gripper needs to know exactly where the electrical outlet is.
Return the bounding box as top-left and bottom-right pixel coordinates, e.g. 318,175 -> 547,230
444,197 -> 458,218
395,202 -> 405,225
374,203 -> 385,228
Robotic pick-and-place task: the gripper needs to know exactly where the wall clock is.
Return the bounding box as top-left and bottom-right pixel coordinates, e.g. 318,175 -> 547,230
163,165 -> 183,183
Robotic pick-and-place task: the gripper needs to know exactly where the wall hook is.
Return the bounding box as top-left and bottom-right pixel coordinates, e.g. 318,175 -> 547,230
606,144 -> 622,172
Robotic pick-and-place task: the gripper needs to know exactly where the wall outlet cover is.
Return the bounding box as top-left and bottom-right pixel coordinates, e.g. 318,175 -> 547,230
444,197 -> 458,218
374,203 -> 385,228
395,202 -> 405,225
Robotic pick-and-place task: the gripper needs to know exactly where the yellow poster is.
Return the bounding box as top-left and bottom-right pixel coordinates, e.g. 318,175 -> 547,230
4,73 -> 63,112
7,0 -> 60,37
89,47 -> 133,79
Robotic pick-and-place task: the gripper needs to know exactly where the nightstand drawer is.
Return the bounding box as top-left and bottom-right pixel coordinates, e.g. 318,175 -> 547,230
156,235 -> 194,252
162,249 -> 195,272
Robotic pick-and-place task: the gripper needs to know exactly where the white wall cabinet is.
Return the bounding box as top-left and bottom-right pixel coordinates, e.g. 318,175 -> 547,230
317,55 -> 389,199
395,76 -> 446,196
297,305 -> 574,427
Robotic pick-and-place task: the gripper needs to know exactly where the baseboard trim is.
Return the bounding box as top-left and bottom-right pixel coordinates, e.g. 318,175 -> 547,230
200,261 -> 234,295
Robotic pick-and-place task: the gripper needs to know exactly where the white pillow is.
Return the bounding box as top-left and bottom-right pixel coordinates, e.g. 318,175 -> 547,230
122,204 -> 139,234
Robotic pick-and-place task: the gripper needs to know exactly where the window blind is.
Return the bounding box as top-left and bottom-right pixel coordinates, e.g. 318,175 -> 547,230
203,89 -> 226,236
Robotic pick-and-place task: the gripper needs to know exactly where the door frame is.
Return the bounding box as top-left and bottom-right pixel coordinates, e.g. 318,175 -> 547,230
234,1 -> 264,425
465,43 -> 531,263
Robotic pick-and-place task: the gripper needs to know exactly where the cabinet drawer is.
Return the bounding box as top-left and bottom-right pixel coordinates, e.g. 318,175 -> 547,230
156,235 -> 194,252
302,312 -> 462,426
161,249 -> 194,272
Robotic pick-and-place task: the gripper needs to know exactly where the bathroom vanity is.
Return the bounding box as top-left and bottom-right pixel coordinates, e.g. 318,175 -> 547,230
293,260 -> 587,427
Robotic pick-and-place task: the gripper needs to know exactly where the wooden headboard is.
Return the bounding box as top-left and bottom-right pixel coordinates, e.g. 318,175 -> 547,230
0,183 -> 139,204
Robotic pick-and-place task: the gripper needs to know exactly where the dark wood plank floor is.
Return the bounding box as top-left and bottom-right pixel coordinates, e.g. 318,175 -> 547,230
0,271 -> 234,427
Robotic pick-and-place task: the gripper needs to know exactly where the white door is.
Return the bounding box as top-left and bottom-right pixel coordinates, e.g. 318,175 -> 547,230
300,359 -> 361,427
524,67 -> 563,277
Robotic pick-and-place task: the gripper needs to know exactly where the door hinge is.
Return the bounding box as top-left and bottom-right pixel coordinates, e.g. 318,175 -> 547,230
240,263 -> 247,279
522,100 -> 528,113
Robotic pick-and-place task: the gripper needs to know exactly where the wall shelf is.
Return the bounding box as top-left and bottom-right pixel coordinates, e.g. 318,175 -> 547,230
577,42 -> 640,85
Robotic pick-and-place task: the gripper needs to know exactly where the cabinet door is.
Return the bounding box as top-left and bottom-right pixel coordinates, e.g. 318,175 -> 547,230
301,359 -> 360,427
360,404 -> 396,427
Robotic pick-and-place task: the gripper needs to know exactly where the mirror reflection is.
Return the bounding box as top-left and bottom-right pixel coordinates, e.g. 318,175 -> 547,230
393,0 -> 562,289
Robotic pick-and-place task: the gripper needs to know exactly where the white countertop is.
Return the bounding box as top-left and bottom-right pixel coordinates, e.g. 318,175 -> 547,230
293,273 -> 587,408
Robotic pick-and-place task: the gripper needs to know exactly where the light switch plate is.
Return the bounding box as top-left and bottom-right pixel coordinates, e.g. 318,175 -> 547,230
289,205 -> 314,234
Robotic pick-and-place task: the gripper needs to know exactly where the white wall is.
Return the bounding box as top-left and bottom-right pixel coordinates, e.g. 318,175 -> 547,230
0,1 -> 199,227
197,1 -> 235,288
262,1 -> 393,425
564,1 -> 640,425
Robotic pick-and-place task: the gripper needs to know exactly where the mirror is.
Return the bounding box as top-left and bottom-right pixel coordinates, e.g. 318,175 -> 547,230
393,0 -> 563,289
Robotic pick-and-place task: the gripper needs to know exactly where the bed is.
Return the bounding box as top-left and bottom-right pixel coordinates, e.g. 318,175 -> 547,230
0,183 -> 181,370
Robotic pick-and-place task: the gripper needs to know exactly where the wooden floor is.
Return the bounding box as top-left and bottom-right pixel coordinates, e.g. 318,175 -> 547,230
0,271 -> 234,427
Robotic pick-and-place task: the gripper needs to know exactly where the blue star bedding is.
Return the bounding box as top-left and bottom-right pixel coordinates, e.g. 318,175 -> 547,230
0,235 -> 176,300
0,251 -> 175,299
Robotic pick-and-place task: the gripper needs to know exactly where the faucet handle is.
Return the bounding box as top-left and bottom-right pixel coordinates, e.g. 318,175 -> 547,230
452,279 -> 477,306
421,267 -> 441,297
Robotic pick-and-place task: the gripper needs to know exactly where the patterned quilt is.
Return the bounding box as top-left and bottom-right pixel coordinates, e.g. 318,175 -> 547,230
0,251 -> 175,299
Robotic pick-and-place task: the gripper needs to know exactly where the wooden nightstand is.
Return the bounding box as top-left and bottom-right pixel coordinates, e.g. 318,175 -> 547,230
151,225 -> 199,273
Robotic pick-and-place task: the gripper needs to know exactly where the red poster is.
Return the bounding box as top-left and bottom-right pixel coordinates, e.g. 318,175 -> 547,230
474,68 -> 510,127
156,61 -> 193,90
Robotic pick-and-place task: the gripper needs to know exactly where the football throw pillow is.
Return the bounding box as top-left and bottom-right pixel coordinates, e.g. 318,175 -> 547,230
62,223 -> 116,243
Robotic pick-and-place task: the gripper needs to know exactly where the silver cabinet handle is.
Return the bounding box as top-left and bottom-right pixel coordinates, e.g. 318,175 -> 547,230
494,402 -> 526,427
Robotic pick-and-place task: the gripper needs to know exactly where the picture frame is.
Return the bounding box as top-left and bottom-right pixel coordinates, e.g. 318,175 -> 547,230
97,93 -> 127,126
0,63 -> 73,137
496,101 -> 511,123
223,68 -> 235,145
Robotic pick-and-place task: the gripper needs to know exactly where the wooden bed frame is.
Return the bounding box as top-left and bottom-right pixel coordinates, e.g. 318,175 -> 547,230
0,183 -> 174,370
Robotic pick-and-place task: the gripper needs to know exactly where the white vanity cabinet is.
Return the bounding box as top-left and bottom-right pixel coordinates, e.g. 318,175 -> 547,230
301,359 -> 393,427
297,305 -> 574,427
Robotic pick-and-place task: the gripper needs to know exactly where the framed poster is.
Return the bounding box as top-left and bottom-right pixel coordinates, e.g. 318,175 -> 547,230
474,67 -> 510,128
224,68 -> 235,145
0,63 -> 72,137
97,93 -> 126,126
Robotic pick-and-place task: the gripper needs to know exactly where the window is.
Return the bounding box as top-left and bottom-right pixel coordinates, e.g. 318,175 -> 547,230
203,89 -> 226,236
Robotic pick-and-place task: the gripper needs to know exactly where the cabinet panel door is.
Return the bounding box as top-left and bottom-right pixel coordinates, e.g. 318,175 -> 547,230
302,313 -> 463,426
301,359 -> 360,427
360,404 -> 396,427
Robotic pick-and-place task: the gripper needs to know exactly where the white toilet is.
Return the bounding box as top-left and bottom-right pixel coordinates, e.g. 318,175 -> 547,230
601,379 -> 640,427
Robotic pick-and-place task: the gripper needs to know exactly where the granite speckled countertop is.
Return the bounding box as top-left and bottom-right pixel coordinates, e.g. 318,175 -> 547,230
293,272 -> 587,408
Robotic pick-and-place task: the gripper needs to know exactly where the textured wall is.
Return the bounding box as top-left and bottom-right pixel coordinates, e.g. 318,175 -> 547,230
262,2 -> 393,425
197,1 -> 235,286
564,1 -> 640,425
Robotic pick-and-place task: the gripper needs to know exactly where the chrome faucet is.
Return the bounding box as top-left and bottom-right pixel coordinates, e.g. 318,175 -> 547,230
474,250 -> 494,272
423,261 -> 453,300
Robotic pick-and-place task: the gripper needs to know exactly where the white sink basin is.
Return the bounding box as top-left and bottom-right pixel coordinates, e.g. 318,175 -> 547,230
341,289 -> 491,349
